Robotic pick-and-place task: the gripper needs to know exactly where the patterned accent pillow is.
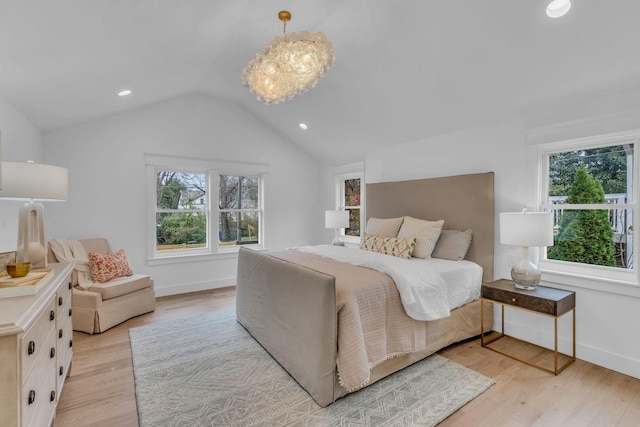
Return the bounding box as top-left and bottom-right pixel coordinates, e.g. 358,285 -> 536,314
88,249 -> 134,283
360,233 -> 416,259
397,216 -> 444,259
432,229 -> 473,261
364,217 -> 405,238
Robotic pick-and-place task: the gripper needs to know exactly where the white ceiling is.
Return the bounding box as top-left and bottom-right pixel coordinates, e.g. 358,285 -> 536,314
1,1 -> 639,162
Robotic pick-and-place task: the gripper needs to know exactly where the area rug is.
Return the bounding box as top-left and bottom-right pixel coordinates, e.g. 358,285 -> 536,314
129,308 -> 494,426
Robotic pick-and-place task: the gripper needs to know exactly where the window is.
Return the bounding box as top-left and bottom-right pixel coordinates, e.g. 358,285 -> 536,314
538,133 -> 638,286
342,177 -> 361,237
334,162 -> 364,244
218,175 -> 261,247
146,154 -> 265,261
155,171 -> 208,253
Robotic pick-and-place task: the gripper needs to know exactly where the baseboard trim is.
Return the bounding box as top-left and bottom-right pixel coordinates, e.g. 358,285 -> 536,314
499,318 -> 640,380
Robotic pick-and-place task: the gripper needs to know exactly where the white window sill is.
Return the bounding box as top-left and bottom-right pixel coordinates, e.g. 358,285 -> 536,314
540,268 -> 640,298
147,245 -> 266,266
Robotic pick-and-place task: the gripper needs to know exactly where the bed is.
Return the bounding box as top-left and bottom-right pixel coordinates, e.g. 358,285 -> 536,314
236,172 -> 495,407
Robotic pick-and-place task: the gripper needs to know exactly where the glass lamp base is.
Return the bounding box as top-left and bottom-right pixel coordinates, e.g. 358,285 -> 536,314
511,258 -> 541,290
331,237 -> 345,246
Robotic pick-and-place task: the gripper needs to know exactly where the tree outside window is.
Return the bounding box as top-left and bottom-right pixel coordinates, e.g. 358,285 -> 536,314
544,144 -> 634,269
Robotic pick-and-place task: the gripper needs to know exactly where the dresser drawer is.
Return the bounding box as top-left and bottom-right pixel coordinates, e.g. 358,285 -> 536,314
56,281 -> 72,314
21,328 -> 57,427
482,279 -> 575,316
57,289 -> 72,340
21,299 -> 56,379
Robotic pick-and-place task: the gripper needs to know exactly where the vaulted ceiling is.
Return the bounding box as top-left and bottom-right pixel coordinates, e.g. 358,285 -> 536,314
1,1 -> 639,161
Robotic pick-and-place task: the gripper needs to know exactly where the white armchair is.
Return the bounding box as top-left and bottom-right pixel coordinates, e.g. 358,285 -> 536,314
48,238 -> 156,334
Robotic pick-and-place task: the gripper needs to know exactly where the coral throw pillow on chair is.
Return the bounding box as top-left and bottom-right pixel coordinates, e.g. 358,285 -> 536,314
88,249 -> 134,283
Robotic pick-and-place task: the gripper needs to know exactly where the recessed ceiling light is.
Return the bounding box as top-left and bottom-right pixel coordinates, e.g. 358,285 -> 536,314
118,90 -> 132,97
299,123 -> 308,130
546,0 -> 571,18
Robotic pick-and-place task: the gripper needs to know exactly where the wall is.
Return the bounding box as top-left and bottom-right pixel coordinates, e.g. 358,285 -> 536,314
360,112 -> 640,380
0,95 -> 44,251
43,93 -> 323,296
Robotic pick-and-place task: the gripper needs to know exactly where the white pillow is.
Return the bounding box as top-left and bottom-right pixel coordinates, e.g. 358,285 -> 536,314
365,217 -> 404,238
397,216 -> 444,259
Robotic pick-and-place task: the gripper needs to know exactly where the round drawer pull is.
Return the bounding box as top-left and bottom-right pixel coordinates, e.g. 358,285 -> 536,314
50,310 -> 55,321
28,341 -> 36,355
511,298 -> 517,302
69,308 -> 73,317
59,329 -> 63,339
50,390 -> 56,402
69,339 -> 73,348
50,347 -> 56,358
68,281 -> 72,290
60,366 -> 64,376
28,390 -> 35,405
58,296 -> 63,306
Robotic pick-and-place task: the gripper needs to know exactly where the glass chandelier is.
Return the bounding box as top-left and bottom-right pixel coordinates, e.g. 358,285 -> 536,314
242,11 -> 335,104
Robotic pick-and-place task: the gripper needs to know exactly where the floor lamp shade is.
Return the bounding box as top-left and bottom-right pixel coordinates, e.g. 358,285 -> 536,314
0,161 -> 68,268
500,211 -> 554,289
325,210 -> 349,246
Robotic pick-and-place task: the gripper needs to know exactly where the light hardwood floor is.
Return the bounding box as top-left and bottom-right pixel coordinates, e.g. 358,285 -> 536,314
55,288 -> 640,426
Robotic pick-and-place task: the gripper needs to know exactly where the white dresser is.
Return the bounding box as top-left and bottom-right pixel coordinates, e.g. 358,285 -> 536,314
0,262 -> 74,427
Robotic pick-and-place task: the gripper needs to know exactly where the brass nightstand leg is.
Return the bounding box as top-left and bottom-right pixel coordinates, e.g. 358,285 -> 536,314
554,317 -> 559,374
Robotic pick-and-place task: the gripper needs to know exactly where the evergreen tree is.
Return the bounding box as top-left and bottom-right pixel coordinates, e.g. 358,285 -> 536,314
548,166 -> 616,266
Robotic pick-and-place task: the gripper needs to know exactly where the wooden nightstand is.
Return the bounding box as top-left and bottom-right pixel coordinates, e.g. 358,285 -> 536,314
481,279 -> 576,375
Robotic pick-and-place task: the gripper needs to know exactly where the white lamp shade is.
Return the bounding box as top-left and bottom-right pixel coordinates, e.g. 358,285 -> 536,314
325,210 -> 350,229
0,161 -> 68,201
500,211 -> 554,247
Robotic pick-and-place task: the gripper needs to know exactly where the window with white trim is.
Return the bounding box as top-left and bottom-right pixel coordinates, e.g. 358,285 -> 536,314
334,164 -> 364,244
146,154 -> 265,260
155,170 -> 208,253
342,176 -> 361,237
218,175 -> 261,247
538,133 -> 638,285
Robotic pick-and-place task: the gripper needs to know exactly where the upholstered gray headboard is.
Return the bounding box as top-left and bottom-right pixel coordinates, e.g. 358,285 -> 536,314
366,172 -> 494,282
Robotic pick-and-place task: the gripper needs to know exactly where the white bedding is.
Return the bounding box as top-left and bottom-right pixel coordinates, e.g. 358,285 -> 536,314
295,245 -> 482,321
421,258 -> 483,310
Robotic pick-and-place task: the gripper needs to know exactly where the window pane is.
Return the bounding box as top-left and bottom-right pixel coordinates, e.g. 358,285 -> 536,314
346,208 -> 360,236
344,178 -> 361,208
157,171 -> 206,210
240,176 -> 259,209
343,177 -> 361,237
219,175 -> 259,210
548,145 -> 631,202
548,208 -> 632,269
156,212 -> 206,251
219,212 -> 259,246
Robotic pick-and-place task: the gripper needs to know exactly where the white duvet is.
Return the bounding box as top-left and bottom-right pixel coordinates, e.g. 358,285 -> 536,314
295,245 -> 457,321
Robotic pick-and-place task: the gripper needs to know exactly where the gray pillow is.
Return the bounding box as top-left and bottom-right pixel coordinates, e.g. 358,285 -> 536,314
432,229 -> 472,261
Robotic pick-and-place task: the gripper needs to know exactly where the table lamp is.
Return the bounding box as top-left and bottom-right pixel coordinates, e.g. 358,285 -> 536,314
500,209 -> 554,290
325,210 -> 349,246
0,161 -> 68,268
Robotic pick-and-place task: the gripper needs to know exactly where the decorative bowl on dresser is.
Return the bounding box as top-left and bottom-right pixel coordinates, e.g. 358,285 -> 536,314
0,262 -> 74,427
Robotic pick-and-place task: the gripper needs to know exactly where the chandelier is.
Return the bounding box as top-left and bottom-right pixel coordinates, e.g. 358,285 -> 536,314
242,11 -> 335,104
